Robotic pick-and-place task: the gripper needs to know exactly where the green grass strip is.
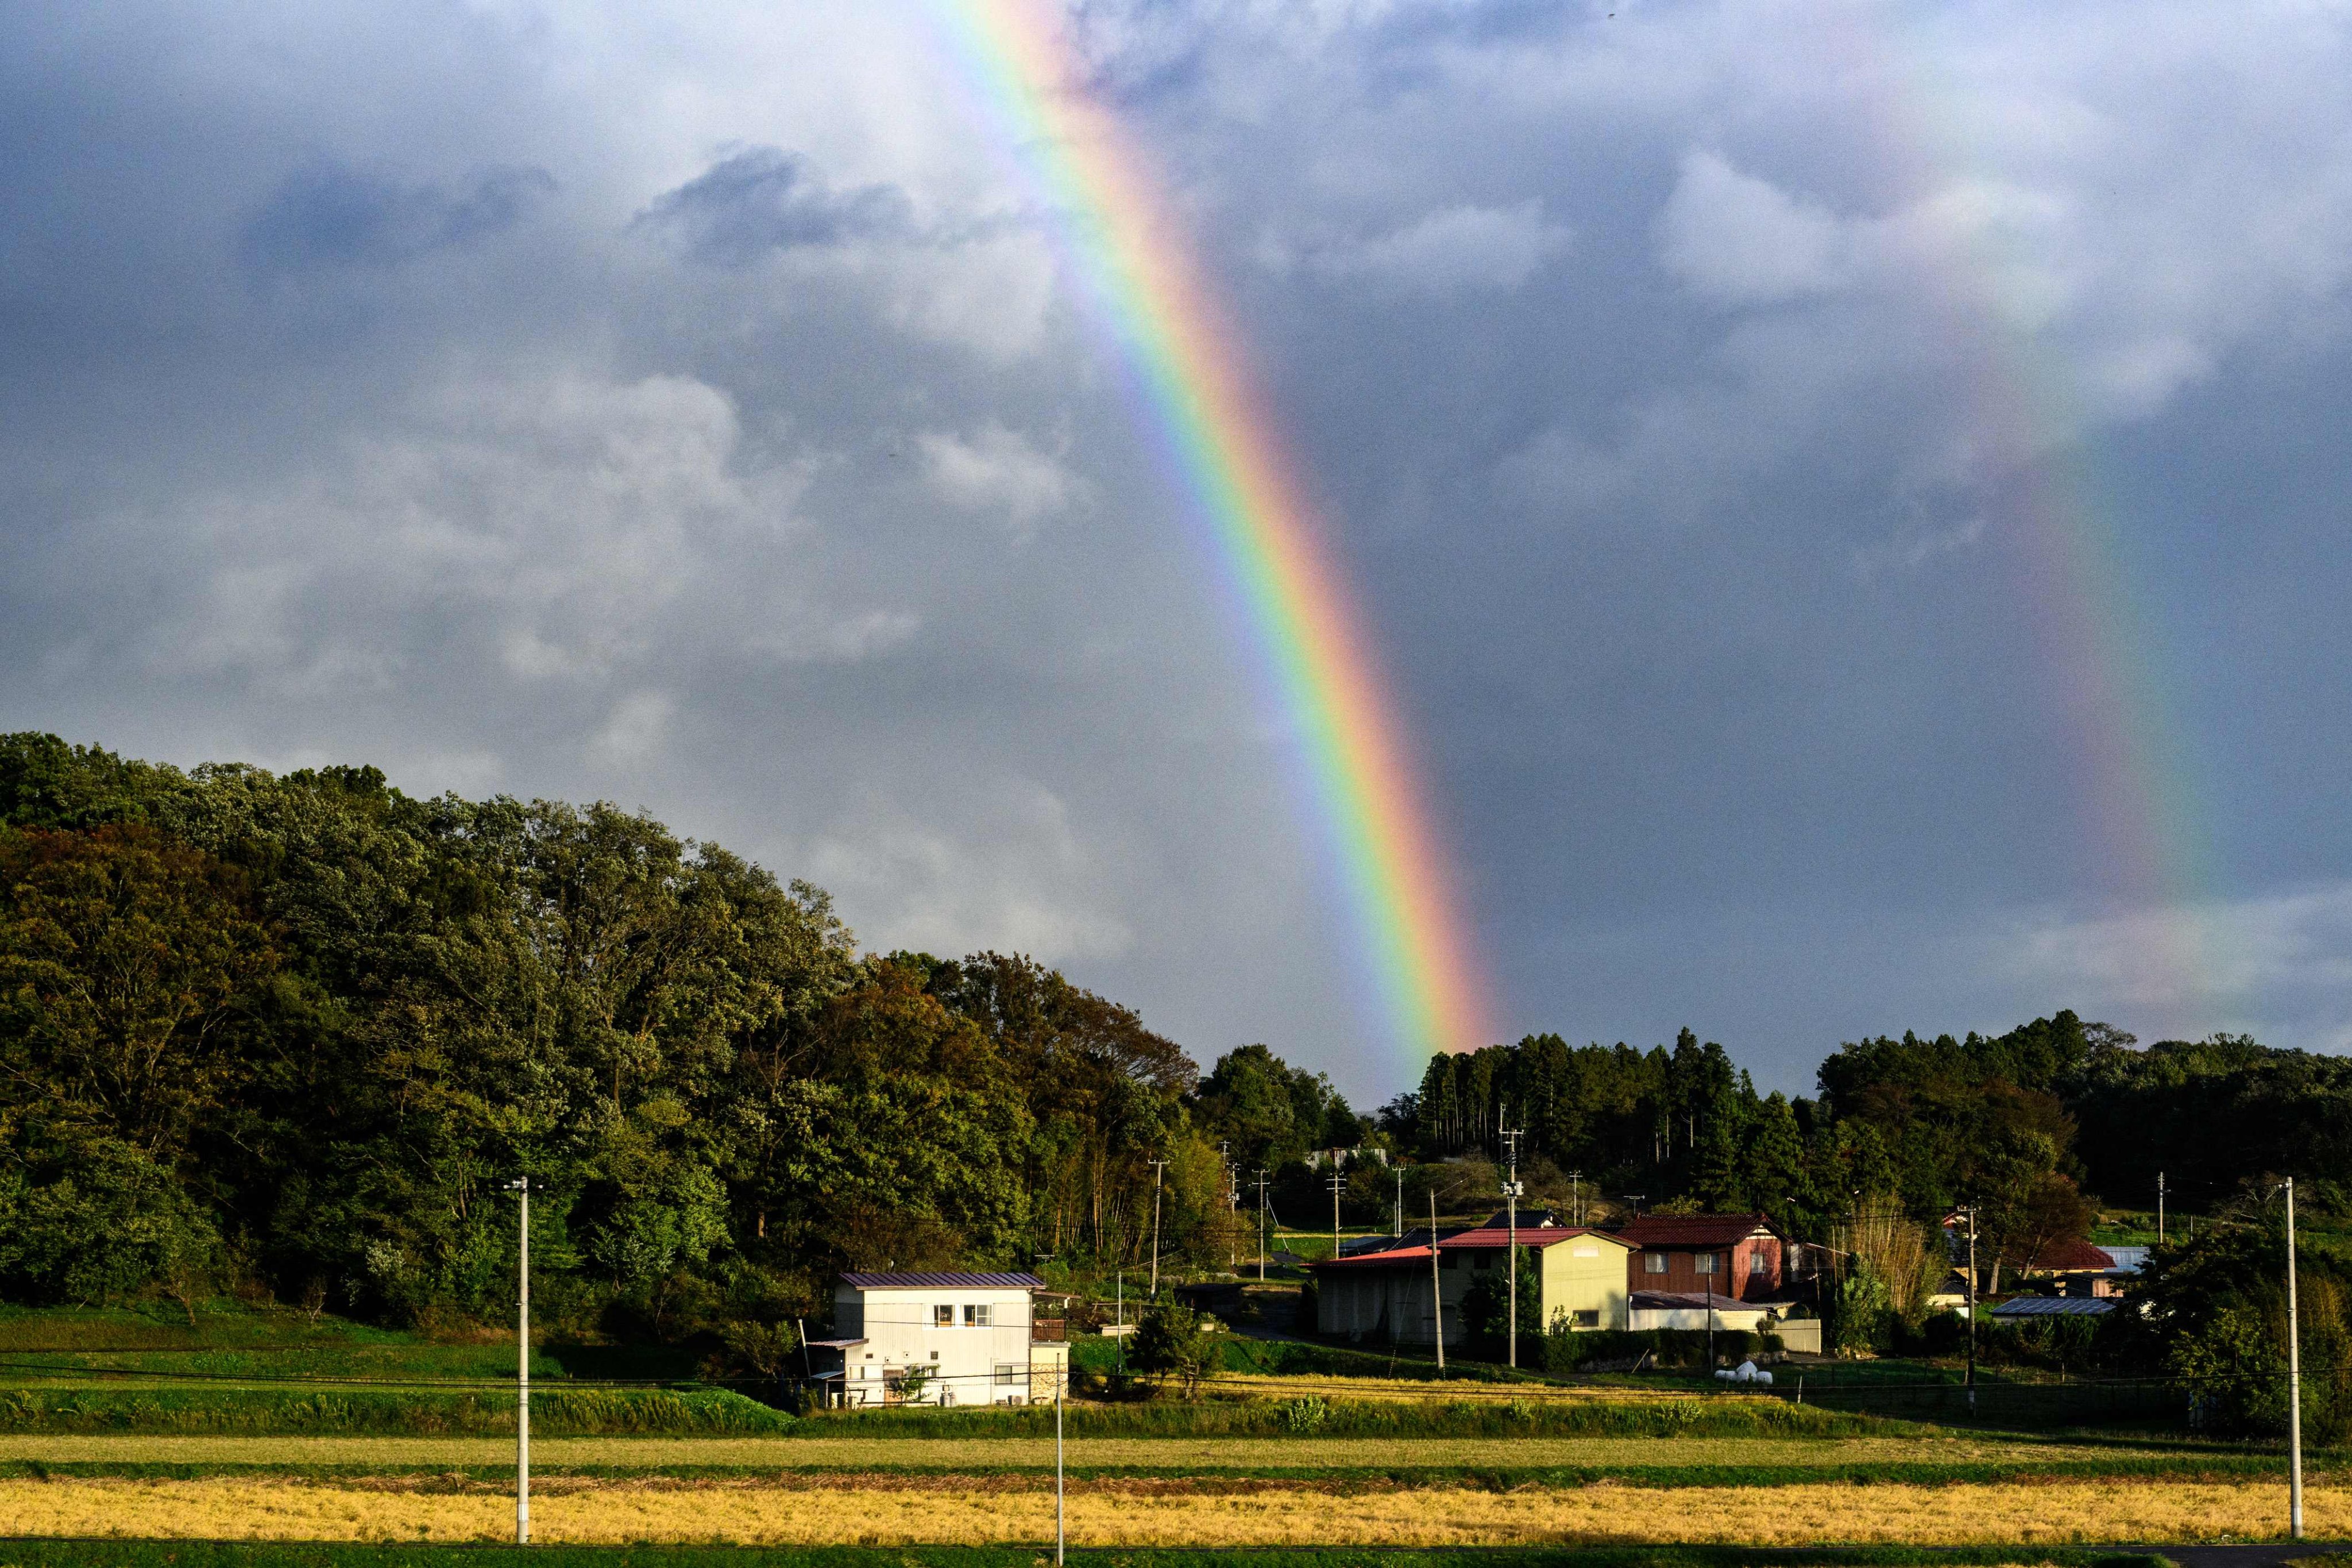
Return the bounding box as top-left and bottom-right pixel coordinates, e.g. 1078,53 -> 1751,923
0,1455 -> 2309,1489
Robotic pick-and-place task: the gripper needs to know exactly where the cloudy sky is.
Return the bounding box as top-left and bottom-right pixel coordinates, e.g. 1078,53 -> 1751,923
7,0 -> 2352,1104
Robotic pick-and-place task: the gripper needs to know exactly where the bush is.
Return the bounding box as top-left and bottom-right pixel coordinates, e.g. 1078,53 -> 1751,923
1833,1267 -> 1895,1356
1131,1301 -> 1215,1397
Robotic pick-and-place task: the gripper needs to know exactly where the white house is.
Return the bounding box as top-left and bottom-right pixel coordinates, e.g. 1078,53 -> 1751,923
806,1271 -> 1069,1408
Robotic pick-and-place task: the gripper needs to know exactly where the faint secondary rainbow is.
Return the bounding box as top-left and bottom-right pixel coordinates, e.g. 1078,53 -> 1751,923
926,0 -> 1492,1067
1832,8 -> 2215,1008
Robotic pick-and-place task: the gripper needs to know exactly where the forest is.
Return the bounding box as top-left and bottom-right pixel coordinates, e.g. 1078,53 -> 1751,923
5,732 -> 2350,1357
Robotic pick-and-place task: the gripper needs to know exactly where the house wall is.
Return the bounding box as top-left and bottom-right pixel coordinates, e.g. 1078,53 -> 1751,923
832,1285 -> 1038,1407
1627,1234 -> 1783,1300
1539,1239 -> 1632,1330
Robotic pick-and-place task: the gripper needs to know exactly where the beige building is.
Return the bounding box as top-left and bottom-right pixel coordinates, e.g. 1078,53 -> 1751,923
1312,1221 -> 1635,1345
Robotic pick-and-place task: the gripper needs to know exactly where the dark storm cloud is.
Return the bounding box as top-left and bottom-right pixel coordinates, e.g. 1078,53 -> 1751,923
5,0 -> 2352,1104
635,149 -> 914,267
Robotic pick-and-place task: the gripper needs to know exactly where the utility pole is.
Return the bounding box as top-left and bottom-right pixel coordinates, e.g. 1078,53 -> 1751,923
1223,1142 -> 1242,1279
1327,1168 -> 1346,1257
1148,1157 -> 1168,1297
505,1176 -> 530,1545
2287,1176 -> 2304,1541
1963,1205 -> 1979,1412
2157,1171 -> 2166,1246
1395,1165 -> 1405,1239
1055,1353 -> 1066,1566
1569,1170 -> 1583,1226
1500,1126 -> 1524,1368
1254,1171 -> 1269,1283
1429,1189 -> 1445,1371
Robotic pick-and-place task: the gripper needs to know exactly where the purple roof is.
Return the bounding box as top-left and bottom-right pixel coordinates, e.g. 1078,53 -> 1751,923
839,1270 -> 1046,1289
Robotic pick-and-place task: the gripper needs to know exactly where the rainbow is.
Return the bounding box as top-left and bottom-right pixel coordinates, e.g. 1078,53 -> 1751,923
1833,10 -> 2214,1011
926,1 -> 1492,1068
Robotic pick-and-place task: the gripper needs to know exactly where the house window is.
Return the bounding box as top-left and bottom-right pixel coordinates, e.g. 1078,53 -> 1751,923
1441,1253 -> 1460,1270
1695,1253 -> 1717,1275
1472,1252 -> 1493,1271
964,1304 -> 992,1327
1751,1250 -> 1770,1275
1571,1310 -> 1600,1328
1644,1253 -> 1669,1275
994,1364 -> 1022,1386
935,1305 -> 954,1327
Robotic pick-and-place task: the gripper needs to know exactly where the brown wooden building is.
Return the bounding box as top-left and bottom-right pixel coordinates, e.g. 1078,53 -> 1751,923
1613,1212 -> 1787,1301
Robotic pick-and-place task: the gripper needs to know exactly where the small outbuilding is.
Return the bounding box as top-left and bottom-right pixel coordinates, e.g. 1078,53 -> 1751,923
1310,1222 -> 1634,1344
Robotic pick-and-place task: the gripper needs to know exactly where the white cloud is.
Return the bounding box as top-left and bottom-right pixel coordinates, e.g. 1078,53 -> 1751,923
117,369 -> 868,694
1998,884 -> 2352,1011
1850,516 -> 1987,581
1659,152 -> 1853,305
804,783 -> 1136,963
919,423 -> 1084,533
589,689 -> 674,766
1296,202 -> 1571,295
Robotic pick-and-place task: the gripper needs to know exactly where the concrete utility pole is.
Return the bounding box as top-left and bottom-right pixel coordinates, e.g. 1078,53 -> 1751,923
1254,1171 -> 1269,1283
505,1176 -> 530,1545
1429,1190 -> 1445,1371
2157,1171 -> 2166,1246
1569,1170 -> 1584,1226
1963,1204 -> 1979,1412
1055,1360 -> 1066,1566
2287,1176 -> 2304,1541
1327,1168 -> 1346,1257
1500,1126 -> 1524,1367
1223,1147 -> 1242,1269
1394,1165 -> 1405,1239
1148,1158 -> 1168,1297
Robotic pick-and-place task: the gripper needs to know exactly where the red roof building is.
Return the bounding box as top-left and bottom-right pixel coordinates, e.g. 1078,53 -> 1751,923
1612,1212 -> 1789,1301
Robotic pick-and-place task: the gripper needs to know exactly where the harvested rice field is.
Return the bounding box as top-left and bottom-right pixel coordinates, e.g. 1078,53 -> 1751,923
0,1474 -> 2334,1547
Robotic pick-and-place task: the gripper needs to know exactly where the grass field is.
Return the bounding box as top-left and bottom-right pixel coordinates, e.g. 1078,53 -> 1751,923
0,1431 -> 2299,1486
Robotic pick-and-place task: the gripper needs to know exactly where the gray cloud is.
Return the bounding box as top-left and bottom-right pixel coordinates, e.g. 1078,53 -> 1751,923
635,148 -> 914,267
241,164 -> 555,273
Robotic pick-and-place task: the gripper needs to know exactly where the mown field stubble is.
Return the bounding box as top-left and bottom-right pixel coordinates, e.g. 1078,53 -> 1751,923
0,1472 -> 2339,1547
